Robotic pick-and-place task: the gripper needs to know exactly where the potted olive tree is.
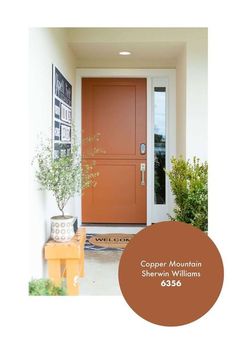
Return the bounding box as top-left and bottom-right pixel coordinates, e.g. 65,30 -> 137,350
33,134 -> 99,242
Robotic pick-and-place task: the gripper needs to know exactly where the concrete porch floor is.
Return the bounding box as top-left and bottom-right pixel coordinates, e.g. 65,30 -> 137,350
79,249 -> 123,296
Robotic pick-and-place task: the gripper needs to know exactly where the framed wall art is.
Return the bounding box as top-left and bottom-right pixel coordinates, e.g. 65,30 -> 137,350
52,65 -> 72,159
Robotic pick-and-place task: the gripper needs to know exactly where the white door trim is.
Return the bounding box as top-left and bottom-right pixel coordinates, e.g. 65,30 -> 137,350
75,69 -> 176,231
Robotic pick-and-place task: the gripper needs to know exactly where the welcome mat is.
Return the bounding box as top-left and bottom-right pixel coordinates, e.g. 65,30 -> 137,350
85,234 -> 135,251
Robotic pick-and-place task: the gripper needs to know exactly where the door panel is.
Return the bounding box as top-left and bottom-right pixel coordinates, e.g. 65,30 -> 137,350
82,159 -> 146,223
92,85 -> 136,156
82,78 -> 147,224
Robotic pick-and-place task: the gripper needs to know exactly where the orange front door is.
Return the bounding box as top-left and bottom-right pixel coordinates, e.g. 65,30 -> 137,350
82,78 -> 147,224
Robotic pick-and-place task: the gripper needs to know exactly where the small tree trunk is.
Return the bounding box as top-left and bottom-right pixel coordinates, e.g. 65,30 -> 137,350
57,200 -> 65,217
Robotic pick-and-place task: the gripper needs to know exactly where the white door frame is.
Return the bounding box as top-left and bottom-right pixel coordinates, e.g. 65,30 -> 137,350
75,68 -> 176,232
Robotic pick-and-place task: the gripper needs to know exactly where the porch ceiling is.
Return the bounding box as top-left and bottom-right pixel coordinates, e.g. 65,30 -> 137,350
67,28 -> 186,68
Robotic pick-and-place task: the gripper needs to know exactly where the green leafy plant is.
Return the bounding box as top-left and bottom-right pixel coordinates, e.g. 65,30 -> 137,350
165,156 -> 208,231
33,132 -> 100,216
29,279 -> 66,296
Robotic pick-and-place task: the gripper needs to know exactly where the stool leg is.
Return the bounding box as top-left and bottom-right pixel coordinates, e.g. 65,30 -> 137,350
78,226 -> 86,277
79,250 -> 85,277
48,260 -> 61,286
66,260 -> 80,295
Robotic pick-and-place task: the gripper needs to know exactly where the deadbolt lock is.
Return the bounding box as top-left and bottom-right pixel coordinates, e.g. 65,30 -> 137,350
140,143 -> 146,155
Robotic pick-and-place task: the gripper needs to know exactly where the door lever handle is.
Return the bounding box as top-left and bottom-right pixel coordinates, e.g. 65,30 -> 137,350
140,163 -> 146,186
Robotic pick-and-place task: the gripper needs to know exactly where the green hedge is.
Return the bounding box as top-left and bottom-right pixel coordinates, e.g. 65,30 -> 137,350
29,279 -> 66,296
165,156 -> 208,231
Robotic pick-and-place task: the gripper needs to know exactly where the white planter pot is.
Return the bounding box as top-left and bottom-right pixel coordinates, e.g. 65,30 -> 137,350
50,215 -> 75,242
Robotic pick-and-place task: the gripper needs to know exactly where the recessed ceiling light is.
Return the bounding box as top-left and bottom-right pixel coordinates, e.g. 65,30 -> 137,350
119,51 -> 131,56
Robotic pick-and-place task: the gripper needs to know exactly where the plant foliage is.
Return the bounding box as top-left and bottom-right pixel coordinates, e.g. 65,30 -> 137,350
29,278 -> 66,296
33,132 -> 100,216
165,156 -> 208,231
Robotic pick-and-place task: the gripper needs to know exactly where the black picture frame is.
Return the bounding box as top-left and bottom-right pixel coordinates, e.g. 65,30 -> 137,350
52,65 -> 72,159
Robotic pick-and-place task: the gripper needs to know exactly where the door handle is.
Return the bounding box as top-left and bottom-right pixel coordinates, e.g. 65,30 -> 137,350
140,163 -> 146,186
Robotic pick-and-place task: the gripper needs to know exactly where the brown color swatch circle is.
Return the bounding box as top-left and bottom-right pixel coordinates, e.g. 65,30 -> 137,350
118,222 -> 224,326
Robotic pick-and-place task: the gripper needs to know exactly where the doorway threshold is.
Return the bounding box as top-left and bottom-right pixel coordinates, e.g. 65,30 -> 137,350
82,224 -> 146,234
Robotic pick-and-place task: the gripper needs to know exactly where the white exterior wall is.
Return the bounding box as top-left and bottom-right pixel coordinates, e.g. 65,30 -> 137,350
175,33 -> 207,162
176,46 -> 187,157
29,28 -> 76,278
186,37 -> 208,161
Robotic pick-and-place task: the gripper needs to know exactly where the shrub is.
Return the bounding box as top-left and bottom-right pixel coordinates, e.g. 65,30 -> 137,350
165,156 -> 208,231
29,279 -> 66,296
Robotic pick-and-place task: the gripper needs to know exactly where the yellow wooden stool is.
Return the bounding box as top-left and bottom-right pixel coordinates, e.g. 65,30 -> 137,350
44,227 -> 86,295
